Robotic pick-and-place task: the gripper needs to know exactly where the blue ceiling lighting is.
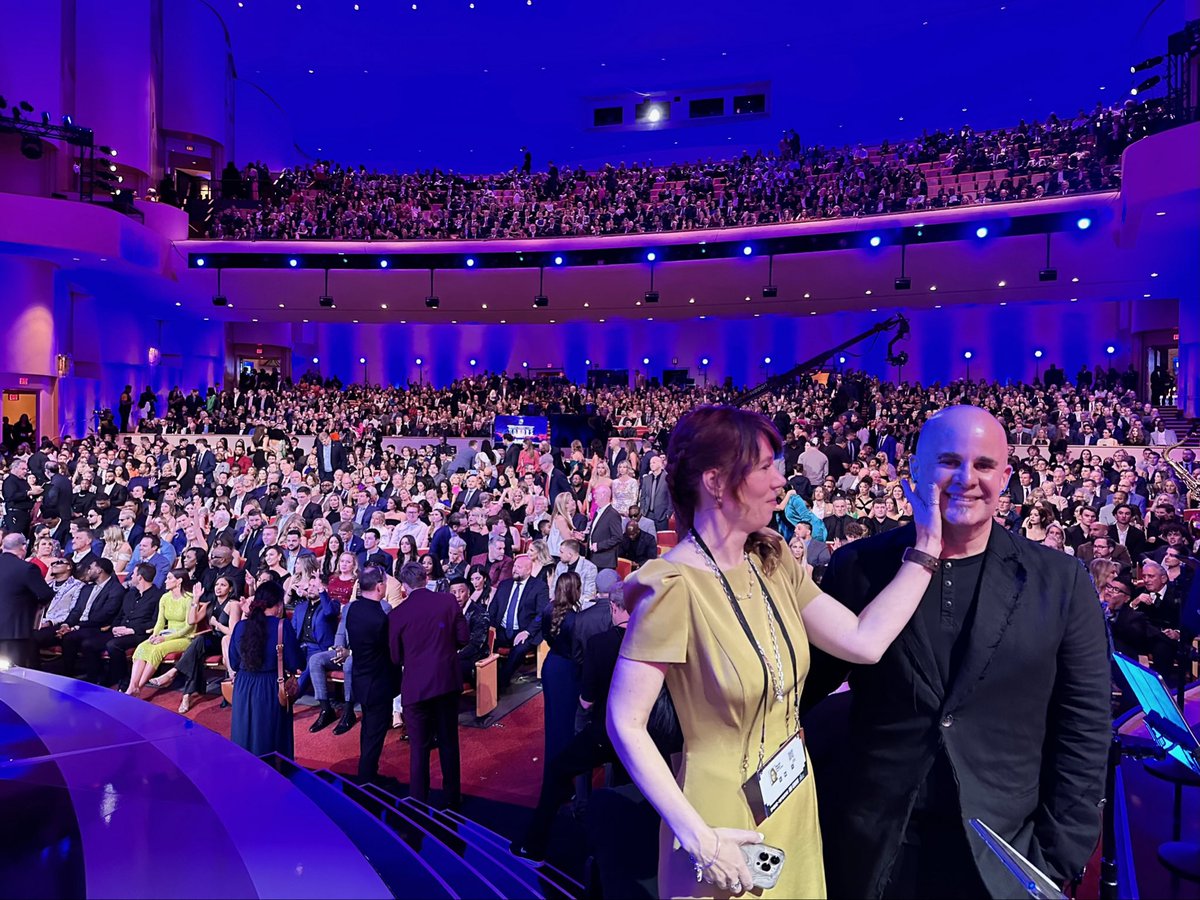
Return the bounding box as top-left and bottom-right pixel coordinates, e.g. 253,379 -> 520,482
553,255 -> 564,265
466,257 -> 476,267
868,236 -> 881,247
288,258 -> 298,268
975,226 -> 989,238
196,257 -> 206,267
742,245 -> 753,256
646,251 -> 656,262
1076,216 -> 1092,230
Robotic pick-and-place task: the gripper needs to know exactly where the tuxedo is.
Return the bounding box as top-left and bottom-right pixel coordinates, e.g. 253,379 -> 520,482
638,472 -> 672,531
1109,605 -> 1176,676
803,524 -> 1109,897
587,505 -> 624,571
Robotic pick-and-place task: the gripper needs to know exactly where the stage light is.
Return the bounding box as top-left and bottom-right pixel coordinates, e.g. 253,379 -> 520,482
1130,75 -> 1161,96
469,358 -> 477,367
312,357 -> 319,364
522,361 -> 529,369
1076,217 -> 1092,230
533,295 -> 549,308
838,356 -> 847,364
1034,350 -> 1044,359
553,255 -> 563,265
701,357 -> 710,366
379,259 -> 389,268
869,235 -> 881,247
1106,345 -> 1116,355
288,258 -> 298,268
742,245 -> 753,256
196,258 -> 206,267
18,135 -> 42,159
98,145 -> 117,157
212,296 -> 228,307
646,251 -> 656,262
997,279 -> 1005,287
319,296 -> 334,308
644,291 -> 660,303
963,351 -> 973,360
642,357 -> 650,365
62,114 -> 73,126
425,296 -> 440,309
357,357 -> 366,365
466,258 -> 475,267
764,357 -> 772,365
647,106 -> 662,123
894,277 -> 911,290
975,226 -> 988,238
1131,55 -> 1164,74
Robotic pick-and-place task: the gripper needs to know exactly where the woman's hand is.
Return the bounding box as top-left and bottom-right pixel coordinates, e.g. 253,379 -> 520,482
903,477 -> 942,556
685,826 -> 760,895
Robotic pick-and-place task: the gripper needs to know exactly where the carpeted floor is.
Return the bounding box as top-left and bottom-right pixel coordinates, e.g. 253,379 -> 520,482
146,685 -> 549,809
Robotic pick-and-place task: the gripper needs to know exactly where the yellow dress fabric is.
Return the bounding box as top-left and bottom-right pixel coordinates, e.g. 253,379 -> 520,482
621,548 -> 825,899
132,591 -> 196,668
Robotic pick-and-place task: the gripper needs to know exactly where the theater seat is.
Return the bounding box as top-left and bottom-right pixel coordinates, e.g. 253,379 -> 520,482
474,654 -> 500,717
616,558 -> 633,579
656,530 -> 677,548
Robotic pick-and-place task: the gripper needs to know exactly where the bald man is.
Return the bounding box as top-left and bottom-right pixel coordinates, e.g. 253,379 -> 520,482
0,532 -> 55,668
803,406 -> 1109,898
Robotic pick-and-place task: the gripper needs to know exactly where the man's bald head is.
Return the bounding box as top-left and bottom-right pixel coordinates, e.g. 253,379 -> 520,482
913,406 -> 1013,535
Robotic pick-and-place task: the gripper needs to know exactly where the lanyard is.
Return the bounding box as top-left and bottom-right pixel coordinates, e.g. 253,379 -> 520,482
689,530 -> 801,774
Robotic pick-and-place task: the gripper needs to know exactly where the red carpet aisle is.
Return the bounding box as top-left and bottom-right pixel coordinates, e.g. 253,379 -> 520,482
147,690 -> 547,808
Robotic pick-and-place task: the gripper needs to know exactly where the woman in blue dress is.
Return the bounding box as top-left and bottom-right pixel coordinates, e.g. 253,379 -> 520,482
539,571 -> 583,778
229,581 -> 302,758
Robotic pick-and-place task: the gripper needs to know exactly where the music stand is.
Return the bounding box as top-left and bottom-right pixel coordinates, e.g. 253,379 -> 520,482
969,819 -> 1066,899
1112,653 -> 1200,881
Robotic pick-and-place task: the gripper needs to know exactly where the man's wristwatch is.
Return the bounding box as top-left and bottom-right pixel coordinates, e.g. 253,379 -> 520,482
902,546 -> 941,573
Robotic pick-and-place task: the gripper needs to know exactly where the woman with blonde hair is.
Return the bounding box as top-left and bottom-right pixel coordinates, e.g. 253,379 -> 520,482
547,491 -> 581,559
528,538 -> 555,591
101,525 -> 133,573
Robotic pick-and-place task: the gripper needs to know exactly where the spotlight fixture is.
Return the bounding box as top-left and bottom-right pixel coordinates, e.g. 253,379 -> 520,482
319,268 -> 333,307
975,226 -> 989,238
1106,345 -> 1116,355
644,291 -> 660,303
288,258 -> 299,268
426,268 -> 440,308
646,251 -> 656,262
1130,75 -> 1161,96
533,295 -> 549,308
533,266 -> 549,308
19,136 -> 42,159
1130,55 -> 1163,74
894,242 -> 912,290
553,255 -> 564,266
869,235 -> 882,247
1039,269 -> 1058,282
762,254 -> 777,298
762,285 -> 778,298
742,245 -> 753,256
1076,217 -> 1092,230
894,277 -> 911,290
466,257 -> 476,267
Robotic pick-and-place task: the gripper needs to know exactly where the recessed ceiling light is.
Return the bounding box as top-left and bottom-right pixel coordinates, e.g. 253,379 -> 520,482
997,280 -> 1006,287
753,313 -> 760,317
934,304 -> 942,309
1143,293 -> 1151,298
865,290 -> 872,296
380,303 -> 388,309
303,318 -> 309,323
599,318 -> 606,323
999,302 -> 1007,306
870,308 -> 877,312
72,256 -> 80,261
1150,272 -> 1159,277
550,319 -> 556,323
1070,298 -> 1078,302
810,311 -> 817,315
352,319 -> 358,323
203,317 -> 209,321
175,301 -> 181,307
745,296 -> 751,302
481,303 -> 488,309
635,301 -> 642,306
451,320 -> 457,324
929,285 -> 937,291
1156,211 -> 1166,216
278,303 -> 285,308
583,302 -> 590,307
689,298 -> 695,303
252,318 -> 259,322
699,315 -> 707,319
803,292 -> 810,299
1071,276 -> 1080,283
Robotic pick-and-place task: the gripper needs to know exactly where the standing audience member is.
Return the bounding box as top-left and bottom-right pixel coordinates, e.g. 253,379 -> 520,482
0,533 -> 54,667
229,582 -> 301,757
388,562 -> 469,808
345,565 -> 401,783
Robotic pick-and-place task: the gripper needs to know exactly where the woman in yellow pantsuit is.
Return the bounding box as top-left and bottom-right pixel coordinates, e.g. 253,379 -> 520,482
127,568 -> 197,697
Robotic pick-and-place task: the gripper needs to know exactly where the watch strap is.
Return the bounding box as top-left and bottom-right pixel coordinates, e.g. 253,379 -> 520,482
902,546 -> 940,573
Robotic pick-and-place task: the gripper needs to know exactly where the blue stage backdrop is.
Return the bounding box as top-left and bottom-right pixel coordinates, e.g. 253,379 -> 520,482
493,415 -> 550,444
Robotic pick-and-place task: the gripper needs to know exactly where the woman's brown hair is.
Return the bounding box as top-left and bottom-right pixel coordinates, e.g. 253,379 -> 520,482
667,405 -> 785,575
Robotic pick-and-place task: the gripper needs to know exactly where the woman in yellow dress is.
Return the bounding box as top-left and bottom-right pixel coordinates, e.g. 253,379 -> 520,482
127,568 -> 197,697
608,406 -> 942,898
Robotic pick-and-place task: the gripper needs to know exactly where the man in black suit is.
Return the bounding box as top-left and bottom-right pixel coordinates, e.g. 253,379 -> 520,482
450,578 -> 490,684
2,457 -> 39,536
59,559 -> 125,676
195,438 -> 218,481
501,434 -> 523,473
345,565 -> 402,783
1104,577 -> 1179,678
296,486 -> 323,529
357,528 -> 393,575
41,461 -> 74,546
802,406 -> 1109,898
100,563 -> 163,688
236,507 -> 265,567
1108,504 -> 1149,560
540,457 -> 572,508
586,484 -> 624,572
315,432 -> 347,483
389,562 -> 469,808
0,533 -> 55,668
452,474 -> 485,512
488,554 -> 549,690
638,455 -> 672,532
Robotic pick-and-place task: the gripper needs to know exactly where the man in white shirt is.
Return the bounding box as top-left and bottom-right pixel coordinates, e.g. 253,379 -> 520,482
392,503 -> 430,549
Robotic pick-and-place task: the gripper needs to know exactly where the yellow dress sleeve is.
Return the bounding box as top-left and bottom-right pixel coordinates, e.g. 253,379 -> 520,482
620,559 -> 689,664
776,545 -> 821,612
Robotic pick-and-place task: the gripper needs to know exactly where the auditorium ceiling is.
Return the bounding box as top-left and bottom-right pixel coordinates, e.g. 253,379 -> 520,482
212,0 -> 1185,172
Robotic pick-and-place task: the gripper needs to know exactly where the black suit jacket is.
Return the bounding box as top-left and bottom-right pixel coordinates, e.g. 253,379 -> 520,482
588,506 -> 624,571
66,577 -> 125,628
42,474 -> 74,523
488,576 -> 549,643
0,552 -> 55,640
1109,524 -> 1149,560
114,585 -> 163,636
388,587 -> 468,703
801,523 -> 1109,897
345,598 -> 402,707
458,599 -> 491,665
315,440 -> 347,482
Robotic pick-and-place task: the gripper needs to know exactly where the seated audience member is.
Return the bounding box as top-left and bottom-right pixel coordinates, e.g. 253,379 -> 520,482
1077,526 -> 1133,569
100,563 -> 164,689
552,539 -> 599,605
58,559 -> 125,675
33,557 -> 84,651
451,577 -> 490,684
392,503 -> 430,550
822,496 -> 855,542
289,572 -> 341,695
1065,505 -> 1099,550
1130,559 -> 1180,631
863,497 -> 900,536
618,516 -> 658,569
487,554 -> 549,690
993,495 -> 1020,533
356,528 -> 393,575
620,503 -> 659,541
127,568 -> 197,696
306,600 -> 355,735
480,534 -> 514,586
1103,577 -> 1180,679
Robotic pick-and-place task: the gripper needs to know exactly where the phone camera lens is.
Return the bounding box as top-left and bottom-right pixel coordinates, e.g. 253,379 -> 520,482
770,855 -> 780,864
759,852 -> 769,861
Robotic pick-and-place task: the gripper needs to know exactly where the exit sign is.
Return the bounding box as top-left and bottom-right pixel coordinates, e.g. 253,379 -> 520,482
7,394 -> 19,402
17,377 -> 28,386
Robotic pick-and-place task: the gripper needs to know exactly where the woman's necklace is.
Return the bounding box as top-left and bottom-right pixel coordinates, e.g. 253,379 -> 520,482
688,535 -> 787,703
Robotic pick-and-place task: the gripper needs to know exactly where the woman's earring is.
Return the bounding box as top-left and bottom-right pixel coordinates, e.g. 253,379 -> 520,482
715,493 -> 723,509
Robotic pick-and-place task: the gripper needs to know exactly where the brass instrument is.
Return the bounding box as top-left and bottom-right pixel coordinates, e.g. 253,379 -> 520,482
1162,423 -> 1200,508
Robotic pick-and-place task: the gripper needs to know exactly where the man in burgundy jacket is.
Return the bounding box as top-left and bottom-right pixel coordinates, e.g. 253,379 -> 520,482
388,561 -> 469,809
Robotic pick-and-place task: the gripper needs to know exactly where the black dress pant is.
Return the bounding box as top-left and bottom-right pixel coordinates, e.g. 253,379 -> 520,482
103,634 -> 143,687
61,627 -> 109,680
883,812 -> 988,900
357,699 -> 392,782
405,691 -> 461,808
522,721 -> 614,856
33,625 -> 62,654
494,630 -> 536,689
178,633 -> 219,695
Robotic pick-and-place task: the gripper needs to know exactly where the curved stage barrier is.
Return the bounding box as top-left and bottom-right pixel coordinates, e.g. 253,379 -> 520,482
0,667 -> 582,900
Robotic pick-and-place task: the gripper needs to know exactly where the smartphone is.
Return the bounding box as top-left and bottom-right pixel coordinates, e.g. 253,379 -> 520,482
740,843 -> 786,891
